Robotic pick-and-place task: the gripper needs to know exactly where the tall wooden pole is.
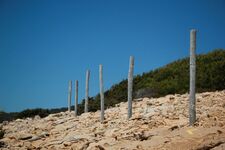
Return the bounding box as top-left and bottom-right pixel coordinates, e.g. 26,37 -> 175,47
67,80 -> 72,112
74,80 -> 78,116
189,29 -> 197,126
128,56 -> 134,119
99,64 -> 104,122
85,70 -> 90,113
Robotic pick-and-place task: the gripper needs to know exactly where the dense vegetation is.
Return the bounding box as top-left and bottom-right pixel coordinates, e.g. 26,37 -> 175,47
0,121 -> 4,139
0,130 -> 4,139
0,49 -> 225,122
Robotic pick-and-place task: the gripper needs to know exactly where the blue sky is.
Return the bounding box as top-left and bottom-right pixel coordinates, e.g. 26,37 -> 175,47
0,0 -> 225,112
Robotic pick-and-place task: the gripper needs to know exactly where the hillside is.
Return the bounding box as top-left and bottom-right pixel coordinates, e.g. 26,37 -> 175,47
88,49 -> 225,113
0,49 -> 225,121
0,90 -> 225,149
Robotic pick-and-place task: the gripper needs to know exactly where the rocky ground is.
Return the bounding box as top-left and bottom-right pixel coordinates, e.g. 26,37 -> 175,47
0,90 -> 225,150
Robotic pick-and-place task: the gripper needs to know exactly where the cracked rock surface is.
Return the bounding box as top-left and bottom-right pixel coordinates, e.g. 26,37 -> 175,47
1,90 -> 225,150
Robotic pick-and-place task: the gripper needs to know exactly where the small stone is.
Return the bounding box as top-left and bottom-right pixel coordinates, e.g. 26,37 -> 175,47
18,134 -> 33,140
134,98 -> 143,101
0,141 -> 6,148
15,119 -> 23,122
136,144 -> 144,149
23,141 -> 33,148
34,115 -> 41,120
169,96 -> 175,100
63,141 -> 72,146
130,113 -> 142,120
87,143 -> 105,150
2,121 -> 8,126
146,101 -> 153,106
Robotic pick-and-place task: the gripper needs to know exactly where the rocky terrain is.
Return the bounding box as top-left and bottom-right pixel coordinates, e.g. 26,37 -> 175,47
0,90 -> 225,150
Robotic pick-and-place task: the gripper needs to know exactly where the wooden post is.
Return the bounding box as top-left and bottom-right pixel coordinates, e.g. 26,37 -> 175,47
99,64 -> 104,122
67,80 -> 72,112
74,80 -> 78,116
189,29 -> 197,126
85,70 -> 90,113
128,56 -> 134,119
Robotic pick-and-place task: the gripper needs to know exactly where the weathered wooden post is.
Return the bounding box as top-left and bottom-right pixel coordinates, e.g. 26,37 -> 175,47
85,70 -> 90,113
99,64 -> 104,122
128,56 -> 134,119
189,29 -> 197,126
74,80 -> 78,116
67,80 -> 72,112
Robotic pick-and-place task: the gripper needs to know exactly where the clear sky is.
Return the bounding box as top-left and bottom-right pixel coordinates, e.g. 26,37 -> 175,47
0,0 -> 225,112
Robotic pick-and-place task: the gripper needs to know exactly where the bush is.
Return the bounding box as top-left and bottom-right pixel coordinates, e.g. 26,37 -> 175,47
134,88 -> 158,98
16,108 -> 50,119
0,130 -> 4,139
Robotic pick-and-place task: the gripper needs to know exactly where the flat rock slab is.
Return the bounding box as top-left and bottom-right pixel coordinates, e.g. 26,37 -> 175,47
1,90 -> 225,150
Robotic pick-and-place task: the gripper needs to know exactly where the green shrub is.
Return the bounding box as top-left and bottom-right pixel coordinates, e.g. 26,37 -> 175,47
16,108 -> 50,119
0,130 -> 4,139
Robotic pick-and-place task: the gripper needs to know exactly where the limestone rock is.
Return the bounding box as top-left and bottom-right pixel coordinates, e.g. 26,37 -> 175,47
1,91 -> 225,150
